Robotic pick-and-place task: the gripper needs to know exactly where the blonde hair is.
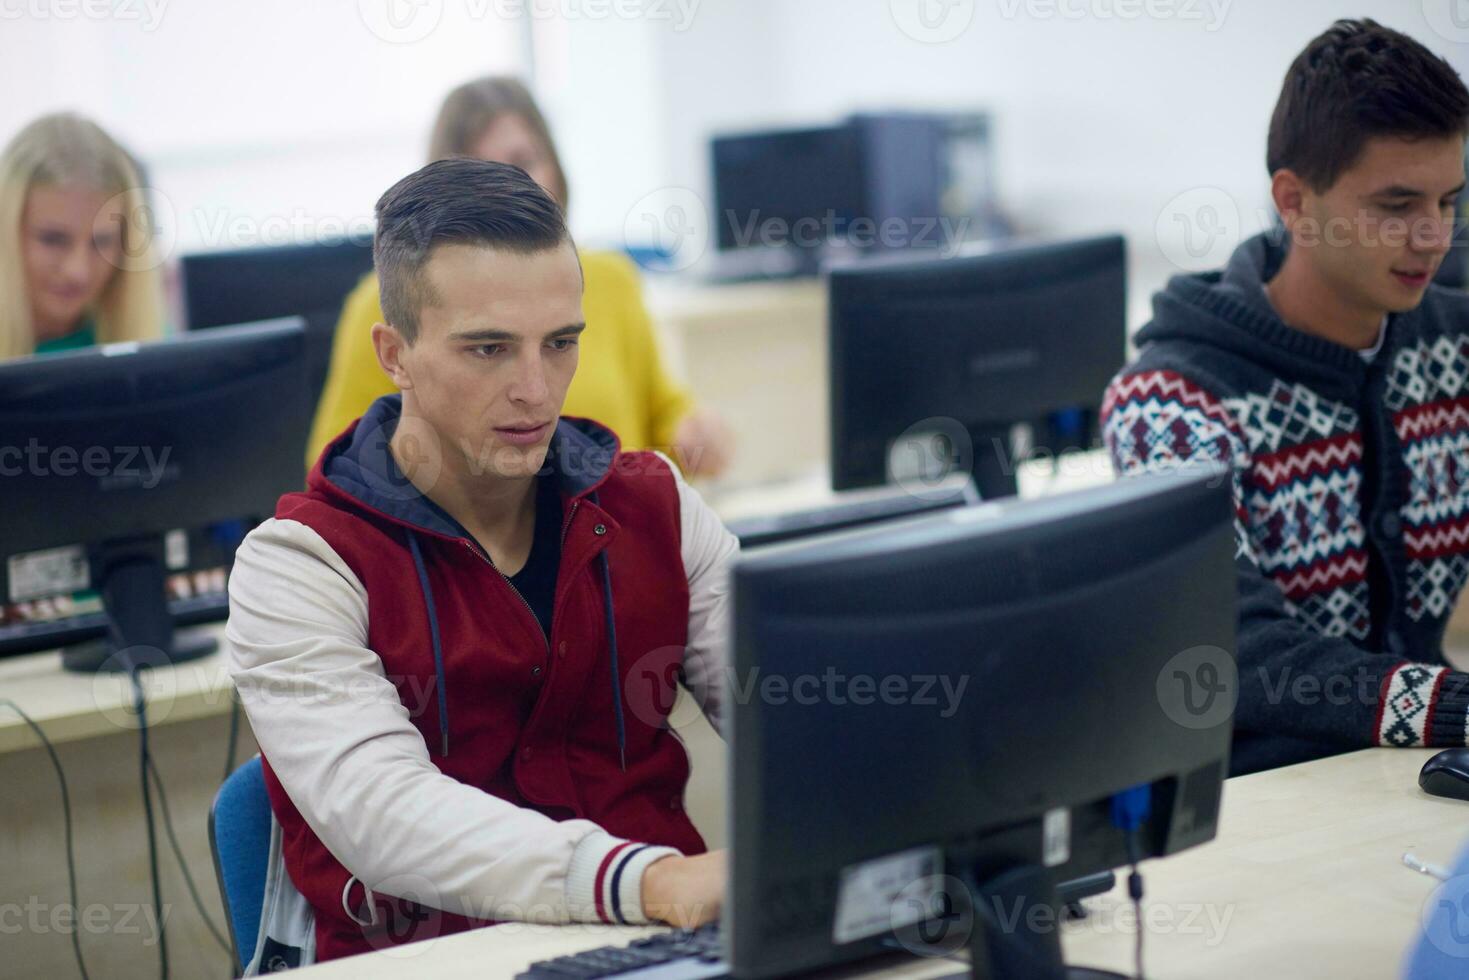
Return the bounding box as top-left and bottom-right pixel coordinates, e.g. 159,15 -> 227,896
0,112 -> 164,360
427,76 -> 570,209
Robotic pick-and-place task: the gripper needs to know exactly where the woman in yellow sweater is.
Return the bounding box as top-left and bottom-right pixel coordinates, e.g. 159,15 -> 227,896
307,77 -> 733,476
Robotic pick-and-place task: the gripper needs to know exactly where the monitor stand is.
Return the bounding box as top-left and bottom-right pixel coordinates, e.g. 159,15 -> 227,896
61,538 -> 218,674
967,424 -> 1022,501
943,863 -> 1128,980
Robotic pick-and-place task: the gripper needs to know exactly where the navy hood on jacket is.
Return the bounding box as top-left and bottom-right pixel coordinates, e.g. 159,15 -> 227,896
305,394 -> 631,763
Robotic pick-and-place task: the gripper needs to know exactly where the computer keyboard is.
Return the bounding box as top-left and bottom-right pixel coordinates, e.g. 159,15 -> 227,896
725,486 -> 976,550
517,924 -> 727,980
513,872 -> 1114,980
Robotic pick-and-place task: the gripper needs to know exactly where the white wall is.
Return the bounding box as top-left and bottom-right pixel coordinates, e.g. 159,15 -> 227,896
534,0 -> 1469,318
6,0 -> 1467,298
744,0 -> 1469,289
2,0 -> 528,255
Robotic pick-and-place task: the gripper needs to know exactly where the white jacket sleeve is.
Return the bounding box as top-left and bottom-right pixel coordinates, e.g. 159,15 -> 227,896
225,518 -> 676,926
659,453 -> 739,736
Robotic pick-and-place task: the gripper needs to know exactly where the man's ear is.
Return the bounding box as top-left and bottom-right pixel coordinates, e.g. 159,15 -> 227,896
1271,168 -> 1308,233
371,322 -> 414,391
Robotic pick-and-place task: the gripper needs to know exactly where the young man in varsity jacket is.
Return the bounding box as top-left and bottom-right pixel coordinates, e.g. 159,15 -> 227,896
1104,19 -> 1469,775
226,159 -> 734,961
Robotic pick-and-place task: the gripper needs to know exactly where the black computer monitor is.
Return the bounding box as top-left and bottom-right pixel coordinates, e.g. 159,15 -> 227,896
727,467 -> 1236,979
180,236 -> 374,402
0,319 -> 309,671
828,235 -> 1127,500
712,126 -> 865,259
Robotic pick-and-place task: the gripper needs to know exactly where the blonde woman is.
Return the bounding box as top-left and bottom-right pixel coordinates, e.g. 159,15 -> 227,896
0,113 -> 164,360
307,77 -> 734,476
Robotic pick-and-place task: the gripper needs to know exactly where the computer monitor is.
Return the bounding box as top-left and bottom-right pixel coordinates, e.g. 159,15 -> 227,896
0,319 -> 309,671
712,126 -> 866,262
180,236 -> 374,402
828,235 -> 1127,500
727,467 -> 1236,979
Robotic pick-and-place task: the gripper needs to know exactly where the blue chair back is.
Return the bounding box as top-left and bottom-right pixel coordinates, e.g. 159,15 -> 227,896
210,756 -> 272,975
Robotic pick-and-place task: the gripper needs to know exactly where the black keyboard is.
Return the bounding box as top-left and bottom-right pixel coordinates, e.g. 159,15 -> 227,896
518,924 -> 727,980
725,487 -> 976,550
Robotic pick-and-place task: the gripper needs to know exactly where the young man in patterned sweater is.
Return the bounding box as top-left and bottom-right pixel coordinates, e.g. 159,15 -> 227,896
1103,19 -> 1469,774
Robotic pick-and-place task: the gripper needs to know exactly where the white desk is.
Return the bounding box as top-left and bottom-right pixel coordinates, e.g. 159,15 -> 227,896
0,623 -> 236,754
1,624 -> 252,980
292,748 -> 1465,979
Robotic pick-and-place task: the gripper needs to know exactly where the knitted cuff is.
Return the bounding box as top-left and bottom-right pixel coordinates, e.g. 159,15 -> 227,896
1376,662 -> 1469,747
566,830 -> 681,925
1428,669 -> 1469,748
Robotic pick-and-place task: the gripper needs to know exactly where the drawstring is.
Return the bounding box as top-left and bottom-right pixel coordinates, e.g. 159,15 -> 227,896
598,550 -> 627,773
591,492 -> 627,772
404,499 -> 623,770
406,532 -> 451,758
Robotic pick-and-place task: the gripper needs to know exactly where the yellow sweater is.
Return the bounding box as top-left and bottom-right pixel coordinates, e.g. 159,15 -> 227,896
306,250 -> 694,467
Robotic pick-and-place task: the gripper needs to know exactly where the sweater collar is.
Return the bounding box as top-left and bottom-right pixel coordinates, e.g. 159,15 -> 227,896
1141,232 -> 1382,392
310,393 -> 621,541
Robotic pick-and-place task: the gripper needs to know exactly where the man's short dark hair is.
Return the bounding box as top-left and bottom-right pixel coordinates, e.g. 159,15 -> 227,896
1268,19 -> 1469,191
374,158 -> 571,342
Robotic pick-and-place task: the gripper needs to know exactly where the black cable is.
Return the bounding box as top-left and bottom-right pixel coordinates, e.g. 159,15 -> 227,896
145,754 -> 232,956
1125,831 -> 1146,980
127,667 -> 170,980
0,699 -> 92,980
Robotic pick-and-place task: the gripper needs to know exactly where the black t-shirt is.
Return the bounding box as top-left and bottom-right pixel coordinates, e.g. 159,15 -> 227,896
506,475 -> 562,641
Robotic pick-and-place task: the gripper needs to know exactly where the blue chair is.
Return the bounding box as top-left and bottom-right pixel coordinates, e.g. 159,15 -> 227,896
210,756 -> 273,976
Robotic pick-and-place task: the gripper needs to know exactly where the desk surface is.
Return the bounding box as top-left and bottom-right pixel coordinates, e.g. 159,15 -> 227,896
0,622 -> 234,754
294,748 -> 1463,980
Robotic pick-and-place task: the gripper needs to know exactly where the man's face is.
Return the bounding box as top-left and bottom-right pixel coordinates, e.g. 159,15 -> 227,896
394,242 -> 584,480
1294,134 -> 1464,315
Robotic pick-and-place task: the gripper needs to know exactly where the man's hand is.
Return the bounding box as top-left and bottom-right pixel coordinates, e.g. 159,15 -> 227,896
641,849 -> 727,928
